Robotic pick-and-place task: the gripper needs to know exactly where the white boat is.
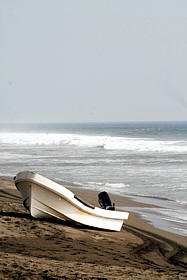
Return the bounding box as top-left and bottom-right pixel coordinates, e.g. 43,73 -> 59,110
14,171 -> 129,231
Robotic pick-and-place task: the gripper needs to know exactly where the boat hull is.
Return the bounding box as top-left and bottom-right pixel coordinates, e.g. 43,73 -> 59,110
15,171 -> 129,231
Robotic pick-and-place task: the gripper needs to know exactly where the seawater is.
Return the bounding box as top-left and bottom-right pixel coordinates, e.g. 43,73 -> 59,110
0,122 -> 187,236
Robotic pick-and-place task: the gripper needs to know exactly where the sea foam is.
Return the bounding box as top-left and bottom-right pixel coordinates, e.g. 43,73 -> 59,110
1,132 -> 187,153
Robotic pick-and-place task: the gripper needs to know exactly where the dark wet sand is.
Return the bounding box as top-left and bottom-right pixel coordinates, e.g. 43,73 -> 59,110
0,176 -> 186,280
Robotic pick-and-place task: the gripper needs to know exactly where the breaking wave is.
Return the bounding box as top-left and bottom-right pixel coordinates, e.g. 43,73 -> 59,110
1,132 -> 187,153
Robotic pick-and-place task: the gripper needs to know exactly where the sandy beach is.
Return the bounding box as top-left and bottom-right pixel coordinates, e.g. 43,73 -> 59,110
0,176 -> 186,280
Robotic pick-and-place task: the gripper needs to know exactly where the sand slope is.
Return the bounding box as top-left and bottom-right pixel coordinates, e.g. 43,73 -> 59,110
0,177 -> 186,280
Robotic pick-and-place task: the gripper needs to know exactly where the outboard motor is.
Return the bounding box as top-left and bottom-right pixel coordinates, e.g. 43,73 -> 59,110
98,191 -> 115,210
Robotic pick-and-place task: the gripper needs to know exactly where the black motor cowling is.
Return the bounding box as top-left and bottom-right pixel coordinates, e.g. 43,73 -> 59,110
98,191 -> 115,210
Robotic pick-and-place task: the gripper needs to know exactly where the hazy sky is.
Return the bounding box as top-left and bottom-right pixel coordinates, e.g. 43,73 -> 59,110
1,0 -> 187,123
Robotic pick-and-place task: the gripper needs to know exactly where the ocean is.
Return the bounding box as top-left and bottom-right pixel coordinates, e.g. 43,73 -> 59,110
0,121 -> 187,236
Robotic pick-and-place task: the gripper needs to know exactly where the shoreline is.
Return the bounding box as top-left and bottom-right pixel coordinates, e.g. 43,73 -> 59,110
69,187 -> 187,247
0,176 -> 187,279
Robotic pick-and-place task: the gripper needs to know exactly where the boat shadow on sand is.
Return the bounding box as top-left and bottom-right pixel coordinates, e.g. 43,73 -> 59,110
0,209 -> 113,231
